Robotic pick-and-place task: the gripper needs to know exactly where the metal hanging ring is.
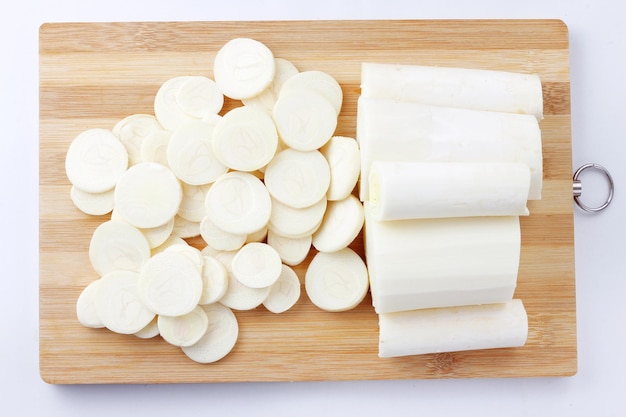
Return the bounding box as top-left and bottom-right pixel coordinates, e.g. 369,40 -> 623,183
572,163 -> 614,213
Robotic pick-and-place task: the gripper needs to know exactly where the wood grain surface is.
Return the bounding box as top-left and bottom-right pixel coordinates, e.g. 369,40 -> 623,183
39,19 -> 576,384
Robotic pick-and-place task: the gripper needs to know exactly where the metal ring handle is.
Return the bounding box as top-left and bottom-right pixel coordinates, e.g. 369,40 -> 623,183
573,163 -> 614,213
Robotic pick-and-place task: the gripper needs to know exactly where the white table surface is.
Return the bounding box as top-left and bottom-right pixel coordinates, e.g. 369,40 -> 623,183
2,0 -> 625,415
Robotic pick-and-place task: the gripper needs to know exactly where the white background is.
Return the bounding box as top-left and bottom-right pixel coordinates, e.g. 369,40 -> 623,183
2,0 -> 625,415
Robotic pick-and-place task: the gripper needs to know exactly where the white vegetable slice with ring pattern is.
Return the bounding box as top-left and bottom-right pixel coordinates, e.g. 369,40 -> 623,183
213,37 -> 276,100
204,171 -> 272,235
219,276 -> 270,310
267,231 -> 312,266
114,162 -> 182,229
264,149 -> 330,209
242,57 -> 299,113
112,114 -> 163,166
231,242 -> 282,289
178,182 -> 212,223
181,303 -> 239,364
268,196 -> 327,238
112,209 -> 176,249
273,89 -> 337,151
154,76 -> 199,131
312,194 -> 364,253
166,120 -> 227,186
279,70 -> 343,115
138,250 -> 203,317
70,185 -> 115,216
65,128 -> 128,193
140,130 -> 171,167
176,75 -> 224,119
263,264 -> 302,314
171,215 -> 201,239
320,136 -> 361,201
134,317 -> 160,339
89,219 -> 151,276
305,248 -> 369,312
95,270 -> 156,335
200,215 -> 247,252
76,279 -> 104,328
164,244 -> 204,273
212,105 -> 278,172
199,255 -> 229,305
158,305 -> 209,347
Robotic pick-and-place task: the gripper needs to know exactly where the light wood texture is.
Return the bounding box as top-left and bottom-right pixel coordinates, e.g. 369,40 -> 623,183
39,20 -> 576,384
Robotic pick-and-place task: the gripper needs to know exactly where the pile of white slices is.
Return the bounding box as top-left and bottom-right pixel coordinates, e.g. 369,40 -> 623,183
70,38 -> 368,364
357,62 -> 544,357
68,37 -> 545,363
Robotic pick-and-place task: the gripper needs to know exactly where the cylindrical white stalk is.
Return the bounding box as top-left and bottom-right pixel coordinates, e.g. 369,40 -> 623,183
361,62 -> 543,120
378,299 -> 528,358
356,97 -> 543,202
364,204 -> 521,314
368,161 -> 531,221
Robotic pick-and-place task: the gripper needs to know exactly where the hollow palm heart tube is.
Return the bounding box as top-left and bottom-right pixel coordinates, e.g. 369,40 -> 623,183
360,62 -> 544,120
364,204 -> 521,314
368,161 -> 531,221
356,97 -> 543,202
378,299 -> 528,358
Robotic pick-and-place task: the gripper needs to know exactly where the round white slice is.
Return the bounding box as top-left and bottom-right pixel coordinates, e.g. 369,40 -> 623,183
76,279 -> 104,328
267,231 -> 312,266
312,194 -> 364,253
96,270 -> 156,334
171,215 -> 201,239
154,76 -> 199,131
320,136 -> 361,201
70,185 -> 115,216
151,235 -> 188,256
65,128 -> 128,193
138,250 -> 203,317
204,171 -> 271,235
268,219 -> 322,240
246,226 -> 268,243
231,242 -> 282,289
114,162 -> 182,229
213,37 -> 276,100
140,129 -> 171,167
134,317 -> 160,339
166,120 -> 227,185
179,182 -> 212,223
164,244 -> 204,273
279,70 -> 343,115
200,244 -> 224,259
212,105 -> 278,172
200,215 -> 247,252
110,209 -> 173,248
218,268 -> 271,311
176,75 -> 224,118
242,57 -> 299,113
305,248 -> 369,312
268,196 -> 327,238
112,114 -> 163,166
212,249 -> 238,271
89,219 -> 151,276
141,217 -> 175,249
263,264 -> 301,314
199,255 -> 229,305
181,303 -> 239,364
158,305 -> 209,347
273,89 -> 337,151
264,149 -> 330,209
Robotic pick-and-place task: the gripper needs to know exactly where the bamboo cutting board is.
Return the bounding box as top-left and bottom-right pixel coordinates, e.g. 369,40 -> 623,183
39,19 -> 576,384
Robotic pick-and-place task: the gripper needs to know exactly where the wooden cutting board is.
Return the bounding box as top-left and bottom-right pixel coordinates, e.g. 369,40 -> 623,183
39,19 -> 576,384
